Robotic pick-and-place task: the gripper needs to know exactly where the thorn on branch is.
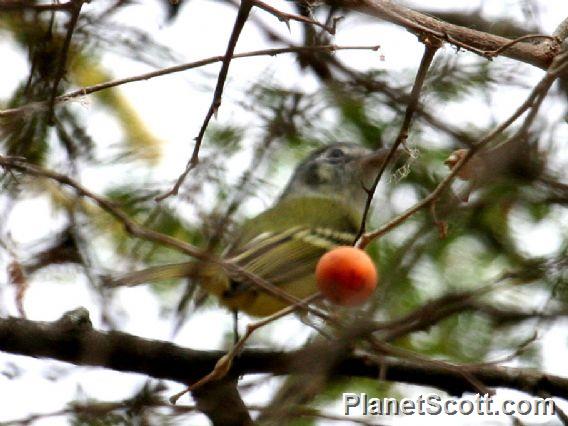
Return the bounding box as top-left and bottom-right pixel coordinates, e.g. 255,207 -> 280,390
442,31 -> 493,59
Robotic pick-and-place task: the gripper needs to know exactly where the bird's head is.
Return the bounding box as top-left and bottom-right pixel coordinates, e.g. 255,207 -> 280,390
279,143 -> 391,209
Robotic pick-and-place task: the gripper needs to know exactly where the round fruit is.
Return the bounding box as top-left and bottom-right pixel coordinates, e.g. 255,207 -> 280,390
315,246 -> 378,306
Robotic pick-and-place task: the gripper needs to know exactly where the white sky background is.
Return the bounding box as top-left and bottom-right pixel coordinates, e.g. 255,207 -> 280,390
1,0 -> 568,424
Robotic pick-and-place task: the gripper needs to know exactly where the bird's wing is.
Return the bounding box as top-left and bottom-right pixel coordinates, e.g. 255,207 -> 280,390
105,262 -> 198,287
221,196 -> 361,300
224,225 -> 355,295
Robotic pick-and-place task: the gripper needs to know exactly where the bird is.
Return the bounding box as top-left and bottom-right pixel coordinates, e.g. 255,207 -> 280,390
110,143 -> 390,317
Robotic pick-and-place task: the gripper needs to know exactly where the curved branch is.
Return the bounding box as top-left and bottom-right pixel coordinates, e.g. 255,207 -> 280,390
328,0 -> 564,71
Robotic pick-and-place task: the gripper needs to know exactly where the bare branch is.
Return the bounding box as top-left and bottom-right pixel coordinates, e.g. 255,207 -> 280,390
0,44 -> 380,119
156,0 -> 254,201
252,0 -> 339,35
358,51 -> 568,247
47,0 -> 86,125
327,0 -> 563,71
1,310 -> 568,399
355,36 -> 441,247
0,156 -> 326,318
0,155 -> 209,261
377,286 -> 568,342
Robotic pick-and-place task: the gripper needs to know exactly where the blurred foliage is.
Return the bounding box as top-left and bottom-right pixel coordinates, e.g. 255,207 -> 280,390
0,0 -> 567,424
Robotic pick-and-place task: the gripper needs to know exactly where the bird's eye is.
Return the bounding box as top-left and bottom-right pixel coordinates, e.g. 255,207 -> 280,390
327,148 -> 345,159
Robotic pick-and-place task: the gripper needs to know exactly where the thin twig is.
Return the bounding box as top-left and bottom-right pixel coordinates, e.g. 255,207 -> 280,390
357,52 -> 568,248
376,273 -> 514,341
469,332 -> 538,368
156,0 -> 254,201
0,44 -> 380,119
0,156 -> 326,318
337,0 -> 562,71
367,337 -> 493,396
483,34 -> 556,57
354,36 -> 441,247
224,261 -> 329,319
170,293 -> 322,403
47,0 -> 85,125
251,0 -> 340,35
0,156 -> 208,261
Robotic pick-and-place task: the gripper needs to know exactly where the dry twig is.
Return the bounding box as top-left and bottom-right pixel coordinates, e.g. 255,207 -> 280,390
47,0 -> 86,124
358,51 -> 568,248
355,36 -> 441,247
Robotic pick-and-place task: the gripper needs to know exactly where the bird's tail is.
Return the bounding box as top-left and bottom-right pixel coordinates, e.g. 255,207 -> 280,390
105,262 -> 198,287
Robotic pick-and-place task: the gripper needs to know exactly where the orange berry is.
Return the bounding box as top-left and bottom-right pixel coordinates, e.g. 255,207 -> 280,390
315,246 -> 378,306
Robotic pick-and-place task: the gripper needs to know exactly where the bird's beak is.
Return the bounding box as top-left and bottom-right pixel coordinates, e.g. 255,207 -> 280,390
357,148 -> 395,172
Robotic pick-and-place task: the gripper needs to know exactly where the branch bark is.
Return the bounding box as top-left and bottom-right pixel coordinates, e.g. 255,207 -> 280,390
326,0 -> 563,71
1,311 -> 568,400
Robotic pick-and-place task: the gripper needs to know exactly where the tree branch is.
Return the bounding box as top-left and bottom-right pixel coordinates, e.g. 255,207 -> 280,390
252,0 -> 339,35
355,36 -> 440,246
0,155 -> 209,262
358,50 -> 568,247
47,0 -> 86,125
1,311 -> 568,399
0,156 -> 326,318
156,0 -> 254,201
0,44 -> 380,120
414,9 -> 538,39
327,0 -> 563,71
